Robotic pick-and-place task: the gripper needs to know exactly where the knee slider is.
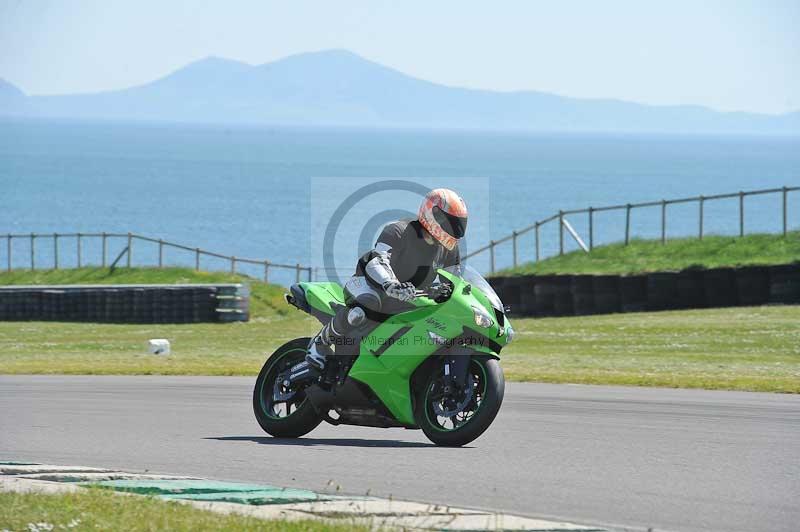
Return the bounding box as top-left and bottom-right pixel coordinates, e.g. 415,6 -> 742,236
346,306 -> 366,327
330,305 -> 366,338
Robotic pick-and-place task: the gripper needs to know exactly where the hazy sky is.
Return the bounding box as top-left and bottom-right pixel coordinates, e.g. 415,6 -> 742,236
1,0 -> 798,114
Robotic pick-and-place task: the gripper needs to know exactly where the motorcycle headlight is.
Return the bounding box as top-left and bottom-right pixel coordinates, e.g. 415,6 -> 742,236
471,305 -> 494,328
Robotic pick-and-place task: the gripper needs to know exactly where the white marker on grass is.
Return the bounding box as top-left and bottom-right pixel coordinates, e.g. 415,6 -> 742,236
147,339 -> 170,355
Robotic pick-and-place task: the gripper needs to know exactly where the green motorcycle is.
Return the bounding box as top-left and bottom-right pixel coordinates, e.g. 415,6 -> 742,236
252,265 -> 514,446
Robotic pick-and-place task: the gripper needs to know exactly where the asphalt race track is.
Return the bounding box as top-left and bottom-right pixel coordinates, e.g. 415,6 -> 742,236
1,376 -> 798,532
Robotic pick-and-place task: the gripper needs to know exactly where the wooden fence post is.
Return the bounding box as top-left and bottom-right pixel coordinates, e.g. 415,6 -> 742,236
624,205 -> 631,245
195,248 -> 200,271
307,267 -> 312,281
739,192 -> 744,237
231,257 -> 236,274
512,231 -> 518,268
263,261 -> 270,283
158,239 -> 164,268
101,232 -> 107,267
783,186 -> 788,236
588,207 -> 594,251
558,211 -> 564,255
660,201 -> 666,244
534,222 -> 540,262
698,196 -> 704,240
6,235 -> 10,272
295,264 -> 301,283
126,233 -> 132,267
30,233 -> 35,270
53,233 -> 59,269
76,233 -> 82,268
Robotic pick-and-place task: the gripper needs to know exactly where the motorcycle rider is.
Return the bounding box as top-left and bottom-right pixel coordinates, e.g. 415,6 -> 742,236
306,188 -> 468,371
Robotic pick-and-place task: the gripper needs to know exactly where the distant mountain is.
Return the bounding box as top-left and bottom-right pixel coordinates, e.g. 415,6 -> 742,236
2,50 -> 798,134
0,78 -> 28,113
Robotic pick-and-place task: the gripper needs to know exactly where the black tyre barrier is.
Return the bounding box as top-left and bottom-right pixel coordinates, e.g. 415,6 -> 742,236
768,264 -> 800,304
676,269 -> 705,309
496,276 -> 522,307
553,277 -> 574,316
571,275 -> 595,316
647,272 -> 680,311
620,275 -> 648,312
533,275 -> 558,316
735,266 -> 770,306
592,275 -> 621,314
490,262 -> 800,318
0,284 -> 248,323
703,268 -> 737,308
518,276 -> 538,315
502,275 -> 537,316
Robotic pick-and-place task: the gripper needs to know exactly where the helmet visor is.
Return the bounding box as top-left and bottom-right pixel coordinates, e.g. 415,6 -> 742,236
432,206 -> 467,239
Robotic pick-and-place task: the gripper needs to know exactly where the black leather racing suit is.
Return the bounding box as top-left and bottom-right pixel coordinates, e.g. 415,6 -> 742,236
307,219 -> 459,367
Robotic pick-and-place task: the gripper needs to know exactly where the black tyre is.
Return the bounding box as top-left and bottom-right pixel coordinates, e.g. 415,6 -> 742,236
414,356 -> 505,447
253,337 -> 322,438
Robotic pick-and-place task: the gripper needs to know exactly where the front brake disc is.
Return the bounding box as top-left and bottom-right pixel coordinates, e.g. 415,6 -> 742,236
433,374 -> 475,417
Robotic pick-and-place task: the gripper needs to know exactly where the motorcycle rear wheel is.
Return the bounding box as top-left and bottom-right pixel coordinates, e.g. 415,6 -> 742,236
253,337 -> 322,438
414,356 -> 505,447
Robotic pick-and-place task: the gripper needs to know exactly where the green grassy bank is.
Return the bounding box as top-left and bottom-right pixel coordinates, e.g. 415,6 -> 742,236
497,231 -> 800,276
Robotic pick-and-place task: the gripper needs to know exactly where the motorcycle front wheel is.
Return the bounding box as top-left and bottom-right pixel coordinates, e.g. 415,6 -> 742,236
414,356 -> 505,447
253,337 -> 322,438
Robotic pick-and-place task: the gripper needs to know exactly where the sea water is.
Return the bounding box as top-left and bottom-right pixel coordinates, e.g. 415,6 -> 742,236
2,119 -> 798,284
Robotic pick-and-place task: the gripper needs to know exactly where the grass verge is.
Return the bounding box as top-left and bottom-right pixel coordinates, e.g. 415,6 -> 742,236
503,305 -> 800,392
1,305 -> 798,392
0,489 -> 363,532
497,231 -> 800,276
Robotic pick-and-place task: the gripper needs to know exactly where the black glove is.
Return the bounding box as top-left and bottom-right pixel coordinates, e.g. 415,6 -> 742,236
383,281 -> 416,302
428,282 -> 453,303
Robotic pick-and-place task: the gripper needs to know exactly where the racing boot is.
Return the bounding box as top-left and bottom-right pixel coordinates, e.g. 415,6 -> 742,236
305,306 -> 366,371
306,333 -> 333,371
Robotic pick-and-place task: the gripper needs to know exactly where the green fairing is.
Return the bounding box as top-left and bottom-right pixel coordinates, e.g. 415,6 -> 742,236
296,282 -> 346,315
297,269 -> 508,426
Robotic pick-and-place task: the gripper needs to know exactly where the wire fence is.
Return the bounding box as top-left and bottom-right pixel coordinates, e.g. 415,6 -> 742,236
464,185 -> 799,273
4,185 -> 797,285
1,232 -> 312,285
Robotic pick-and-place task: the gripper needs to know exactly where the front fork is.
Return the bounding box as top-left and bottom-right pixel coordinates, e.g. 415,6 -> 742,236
431,353 -> 475,418
443,354 -> 471,394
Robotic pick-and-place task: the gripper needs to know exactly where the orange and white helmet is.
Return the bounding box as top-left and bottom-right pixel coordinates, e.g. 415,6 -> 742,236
418,188 -> 468,251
